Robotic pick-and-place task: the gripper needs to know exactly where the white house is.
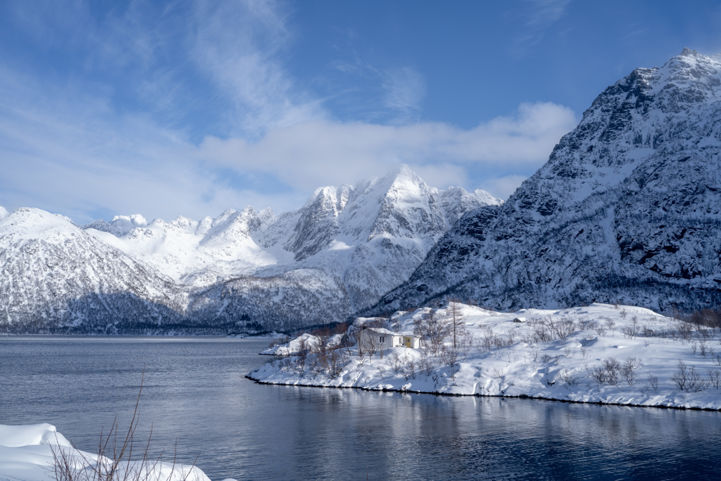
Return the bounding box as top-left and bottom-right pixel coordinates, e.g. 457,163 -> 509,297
358,327 -> 420,354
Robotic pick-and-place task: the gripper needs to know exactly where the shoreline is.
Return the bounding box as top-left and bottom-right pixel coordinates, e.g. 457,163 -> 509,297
245,374 -> 721,412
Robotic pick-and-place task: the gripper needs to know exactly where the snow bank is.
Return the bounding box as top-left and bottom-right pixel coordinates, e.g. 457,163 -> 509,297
0,423 -> 211,481
249,303 -> 721,410
261,332 -> 322,355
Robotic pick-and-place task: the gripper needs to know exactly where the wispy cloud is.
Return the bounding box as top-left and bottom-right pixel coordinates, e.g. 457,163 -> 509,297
511,0 -> 571,54
380,67 -> 426,122
189,0 -> 325,136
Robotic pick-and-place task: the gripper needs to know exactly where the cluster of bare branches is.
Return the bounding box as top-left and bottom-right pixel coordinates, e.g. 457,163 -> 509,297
52,374 -> 196,481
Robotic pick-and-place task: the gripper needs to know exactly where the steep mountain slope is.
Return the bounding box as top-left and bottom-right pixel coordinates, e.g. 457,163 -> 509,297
0,208 -> 185,333
372,49 -> 721,315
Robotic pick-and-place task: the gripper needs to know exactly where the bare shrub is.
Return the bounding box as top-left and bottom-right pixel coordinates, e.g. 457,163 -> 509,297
672,361 -> 706,392
707,369 -> 721,390
530,320 -> 552,343
480,327 -> 514,351
604,318 -> 616,332
590,358 -> 621,385
641,327 -> 655,337
676,321 -> 694,341
52,374 -> 197,481
390,352 -> 404,374
549,317 -> 576,340
528,316 -> 576,343
404,360 -> 416,380
647,375 -> 659,392
592,322 -> 607,337
621,358 -> 640,385
622,317 -> 639,338
419,349 -> 434,376
439,345 -> 458,367
414,309 -> 450,355
326,348 -> 346,378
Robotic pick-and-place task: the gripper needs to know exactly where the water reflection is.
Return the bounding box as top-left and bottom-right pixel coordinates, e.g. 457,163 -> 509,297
1,338 -> 719,480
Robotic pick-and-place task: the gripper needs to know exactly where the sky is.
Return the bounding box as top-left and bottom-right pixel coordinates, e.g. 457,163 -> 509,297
0,0 -> 720,223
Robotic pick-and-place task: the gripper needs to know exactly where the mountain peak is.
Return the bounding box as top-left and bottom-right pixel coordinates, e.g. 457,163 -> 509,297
0,207 -> 79,246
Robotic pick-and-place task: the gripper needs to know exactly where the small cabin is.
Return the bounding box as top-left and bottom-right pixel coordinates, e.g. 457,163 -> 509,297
358,327 -> 420,353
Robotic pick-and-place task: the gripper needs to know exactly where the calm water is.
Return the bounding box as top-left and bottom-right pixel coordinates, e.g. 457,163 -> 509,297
1,337 -> 720,480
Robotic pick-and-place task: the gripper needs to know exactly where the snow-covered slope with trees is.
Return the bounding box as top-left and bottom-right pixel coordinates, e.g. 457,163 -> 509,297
372,49 -> 721,316
0,208 -> 185,333
250,302 -> 721,410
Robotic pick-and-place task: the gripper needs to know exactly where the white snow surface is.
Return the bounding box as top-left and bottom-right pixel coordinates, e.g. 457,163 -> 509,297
250,303 -> 721,410
0,423 -> 210,481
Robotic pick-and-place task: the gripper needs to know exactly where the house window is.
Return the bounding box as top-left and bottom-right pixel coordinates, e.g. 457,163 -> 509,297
379,336 -> 385,343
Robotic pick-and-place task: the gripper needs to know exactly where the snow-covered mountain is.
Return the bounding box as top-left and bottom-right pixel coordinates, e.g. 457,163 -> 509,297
0,208 -> 185,333
0,167 -> 498,333
372,49 -> 721,315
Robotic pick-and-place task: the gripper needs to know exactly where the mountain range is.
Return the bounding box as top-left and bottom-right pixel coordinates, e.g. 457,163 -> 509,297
0,167 -> 497,333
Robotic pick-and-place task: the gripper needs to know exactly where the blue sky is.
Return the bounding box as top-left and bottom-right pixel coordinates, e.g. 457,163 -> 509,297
0,0 -> 720,223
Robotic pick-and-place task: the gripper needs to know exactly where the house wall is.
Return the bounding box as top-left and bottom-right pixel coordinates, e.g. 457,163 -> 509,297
359,329 -> 419,352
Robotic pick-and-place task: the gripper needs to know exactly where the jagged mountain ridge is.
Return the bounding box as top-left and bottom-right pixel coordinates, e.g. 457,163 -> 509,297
0,167 -> 498,333
371,49 -> 721,315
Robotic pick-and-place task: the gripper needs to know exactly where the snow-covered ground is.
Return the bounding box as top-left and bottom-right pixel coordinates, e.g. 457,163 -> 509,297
0,423 -> 212,481
249,303 -> 721,410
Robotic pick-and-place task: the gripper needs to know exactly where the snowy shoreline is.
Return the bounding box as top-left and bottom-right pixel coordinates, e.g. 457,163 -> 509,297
248,303 -> 721,411
245,374 -> 721,412
0,424 -> 212,481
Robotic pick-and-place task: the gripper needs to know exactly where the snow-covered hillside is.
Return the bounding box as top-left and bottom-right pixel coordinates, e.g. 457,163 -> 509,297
0,167 -> 497,333
0,208 -> 185,333
250,302 -> 721,410
372,49 -> 721,315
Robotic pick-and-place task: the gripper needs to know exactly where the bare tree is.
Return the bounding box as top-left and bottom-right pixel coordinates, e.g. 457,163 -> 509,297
414,309 -> 450,355
449,300 -> 464,349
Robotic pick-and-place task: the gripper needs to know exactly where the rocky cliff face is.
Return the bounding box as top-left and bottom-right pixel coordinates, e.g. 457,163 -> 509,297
372,50 -> 721,315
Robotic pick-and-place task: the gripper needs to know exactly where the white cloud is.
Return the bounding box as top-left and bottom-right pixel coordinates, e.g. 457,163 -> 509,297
0,1 -> 579,223
198,102 -> 577,191
480,175 -> 529,200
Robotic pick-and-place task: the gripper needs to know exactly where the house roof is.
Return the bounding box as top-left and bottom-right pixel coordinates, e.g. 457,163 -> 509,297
366,327 -> 419,338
